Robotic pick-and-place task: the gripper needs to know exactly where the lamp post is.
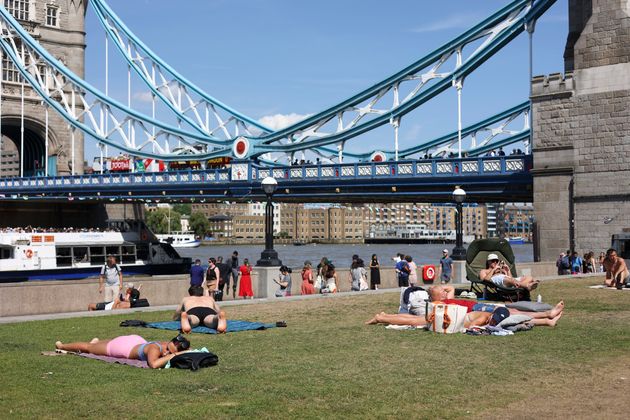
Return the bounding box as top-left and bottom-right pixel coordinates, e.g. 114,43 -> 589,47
451,186 -> 467,260
256,177 -> 282,266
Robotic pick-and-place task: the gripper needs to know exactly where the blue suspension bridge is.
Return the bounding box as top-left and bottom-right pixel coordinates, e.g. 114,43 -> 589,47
0,0 -> 556,203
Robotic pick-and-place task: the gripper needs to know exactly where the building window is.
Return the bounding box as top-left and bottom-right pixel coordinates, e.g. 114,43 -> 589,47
46,5 -> 58,27
2,55 -> 21,82
4,0 -> 30,21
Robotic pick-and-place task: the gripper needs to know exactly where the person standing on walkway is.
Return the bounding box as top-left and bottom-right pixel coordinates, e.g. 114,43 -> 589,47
369,254 -> 381,290
405,255 -> 418,287
437,249 -> 453,284
230,251 -> 239,298
238,258 -> 254,299
99,255 -> 123,302
215,256 -> 231,301
301,261 -> 315,295
206,258 -> 220,297
189,259 -> 205,288
395,256 -> 410,288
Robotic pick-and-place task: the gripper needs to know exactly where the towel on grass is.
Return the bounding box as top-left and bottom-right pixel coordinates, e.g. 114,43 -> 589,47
144,320 -> 277,334
588,285 -> 630,290
41,350 -> 148,368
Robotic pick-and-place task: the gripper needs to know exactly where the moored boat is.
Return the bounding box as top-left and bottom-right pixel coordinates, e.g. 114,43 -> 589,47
0,220 -> 191,282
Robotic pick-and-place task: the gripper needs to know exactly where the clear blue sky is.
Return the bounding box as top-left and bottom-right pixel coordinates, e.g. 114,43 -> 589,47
83,0 -> 568,161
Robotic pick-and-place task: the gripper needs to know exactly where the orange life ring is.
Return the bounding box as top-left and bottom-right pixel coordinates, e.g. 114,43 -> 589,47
25,249 -> 34,259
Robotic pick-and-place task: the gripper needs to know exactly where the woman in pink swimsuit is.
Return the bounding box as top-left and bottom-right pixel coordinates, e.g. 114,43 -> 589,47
55,334 -> 190,368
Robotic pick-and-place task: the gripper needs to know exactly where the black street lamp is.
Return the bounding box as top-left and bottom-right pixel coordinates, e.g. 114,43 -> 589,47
451,186 -> 467,260
256,177 -> 282,267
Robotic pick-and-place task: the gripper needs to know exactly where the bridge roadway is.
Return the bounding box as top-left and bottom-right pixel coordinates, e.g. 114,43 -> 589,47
0,155 -> 532,203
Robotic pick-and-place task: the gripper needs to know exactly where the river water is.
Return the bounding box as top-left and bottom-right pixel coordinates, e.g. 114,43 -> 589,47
178,243 -> 533,269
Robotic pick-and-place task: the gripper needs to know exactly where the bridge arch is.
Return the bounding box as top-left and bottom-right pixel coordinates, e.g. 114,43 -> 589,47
0,116 -> 60,177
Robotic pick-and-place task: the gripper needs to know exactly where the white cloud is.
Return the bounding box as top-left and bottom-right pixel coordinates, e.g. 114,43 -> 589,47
132,92 -> 154,103
410,14 -> 480,34
258,113 -> 310,131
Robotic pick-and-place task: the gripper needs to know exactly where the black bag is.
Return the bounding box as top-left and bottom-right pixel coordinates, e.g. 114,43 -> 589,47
119,319 -> 147,327
169,352 -> 219,371
213,289 -> 224,302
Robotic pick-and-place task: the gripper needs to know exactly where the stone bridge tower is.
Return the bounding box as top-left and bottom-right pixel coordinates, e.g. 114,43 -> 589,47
532,0 -> 630,258
0,0 -> 86,177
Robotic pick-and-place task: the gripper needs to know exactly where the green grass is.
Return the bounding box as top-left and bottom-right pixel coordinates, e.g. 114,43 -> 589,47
1,278 -> 629,419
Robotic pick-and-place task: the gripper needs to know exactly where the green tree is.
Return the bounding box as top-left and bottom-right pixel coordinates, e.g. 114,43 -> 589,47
189,211 -> 211,237
172,203 -> 192,216
146,208 -> 182,234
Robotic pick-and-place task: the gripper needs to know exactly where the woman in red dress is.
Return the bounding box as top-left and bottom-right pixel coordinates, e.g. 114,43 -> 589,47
301,260 -> 315,295
238,258 -> 254,299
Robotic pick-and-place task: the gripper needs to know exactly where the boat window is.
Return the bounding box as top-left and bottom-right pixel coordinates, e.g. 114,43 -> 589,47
106,246 -> 122,263
136,244 -> 149,260
0,247 -> 12,259
73,247 -> 89,263
90,246 -> 106,265
121,245 -> 136,264
56,247 -> 72,267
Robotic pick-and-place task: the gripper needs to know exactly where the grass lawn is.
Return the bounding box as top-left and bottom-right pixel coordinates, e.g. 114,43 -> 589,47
1,277 -> 629,419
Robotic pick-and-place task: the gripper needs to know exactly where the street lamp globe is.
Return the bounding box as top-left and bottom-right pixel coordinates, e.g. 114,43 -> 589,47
452,186 -> 466,203
261,177 -> 278,195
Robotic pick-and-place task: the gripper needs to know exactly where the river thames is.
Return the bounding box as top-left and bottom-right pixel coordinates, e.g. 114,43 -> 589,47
179,243 -> 534,269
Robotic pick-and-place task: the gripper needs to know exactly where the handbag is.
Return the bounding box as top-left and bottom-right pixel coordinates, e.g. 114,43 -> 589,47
314,275 -> 323,289
169,351 -> 219,371
425,302 -> 467,334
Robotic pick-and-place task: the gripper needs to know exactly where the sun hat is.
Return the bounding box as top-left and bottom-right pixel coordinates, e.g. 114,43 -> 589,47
487,253 -> 500,261
442,249 -> 448,253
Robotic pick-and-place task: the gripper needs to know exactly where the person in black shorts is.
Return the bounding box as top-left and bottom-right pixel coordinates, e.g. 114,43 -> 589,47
173,286 -> 227,333
216,256 -> 232,301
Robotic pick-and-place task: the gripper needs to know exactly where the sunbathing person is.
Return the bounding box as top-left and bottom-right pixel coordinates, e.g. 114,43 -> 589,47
88,285 -> 143,311
602,248 -> 629,289
174,286 -> 227,334
479,254 -> 539,291
366,285 -> 564,328
55,334 -> 190,369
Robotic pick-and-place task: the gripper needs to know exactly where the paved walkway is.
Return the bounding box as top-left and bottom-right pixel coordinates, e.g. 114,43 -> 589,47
0,286 -> 416,325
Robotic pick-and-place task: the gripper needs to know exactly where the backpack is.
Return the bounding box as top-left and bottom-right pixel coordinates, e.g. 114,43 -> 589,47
399,286 -> 429,316
561,256 -> 570,270
103,264 -> 121,275
169,351 -> 219,371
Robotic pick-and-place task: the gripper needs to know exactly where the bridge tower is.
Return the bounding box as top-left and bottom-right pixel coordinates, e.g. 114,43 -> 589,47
532,0 -> 630,258
0,0 -> 86,177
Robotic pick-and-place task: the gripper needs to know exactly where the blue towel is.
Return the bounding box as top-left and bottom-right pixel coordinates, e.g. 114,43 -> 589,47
146,320 -> 276,334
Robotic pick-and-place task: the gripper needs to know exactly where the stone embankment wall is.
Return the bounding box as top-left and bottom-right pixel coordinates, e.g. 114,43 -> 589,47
1,262 -> 558,316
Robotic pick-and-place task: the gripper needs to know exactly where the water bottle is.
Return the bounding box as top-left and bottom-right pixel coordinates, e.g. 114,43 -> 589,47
536,294 -> 542,303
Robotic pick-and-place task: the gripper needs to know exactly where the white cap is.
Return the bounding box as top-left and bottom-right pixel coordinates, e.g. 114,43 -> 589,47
487,253 -> 499,261
442,249 -> 448,253
125,283 -> 134,289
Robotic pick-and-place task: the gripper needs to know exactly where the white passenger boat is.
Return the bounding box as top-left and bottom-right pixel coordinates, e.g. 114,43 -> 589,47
0,220 -> 192,282
155,232 -> 201,248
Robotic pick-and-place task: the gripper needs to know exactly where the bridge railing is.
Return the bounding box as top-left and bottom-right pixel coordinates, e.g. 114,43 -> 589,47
0,155 -> 531,192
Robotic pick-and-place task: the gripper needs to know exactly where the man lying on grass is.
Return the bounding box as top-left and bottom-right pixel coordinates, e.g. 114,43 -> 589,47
87,285 -> 142,311
602,248 -> 630,289
365,285 -> 563,329
55,334 -> 190,369
173,286 -> 227,334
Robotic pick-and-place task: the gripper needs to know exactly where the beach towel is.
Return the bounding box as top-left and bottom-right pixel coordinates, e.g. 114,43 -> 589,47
143,320 -> 278,334
41,350 -> 148,368
588,285 -> 630,290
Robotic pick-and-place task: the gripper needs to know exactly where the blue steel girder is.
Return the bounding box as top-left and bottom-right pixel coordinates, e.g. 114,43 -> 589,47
0,6 -> 234,161
245,0 -> 556,158
0,156 -> 533,203
90,0 -> 272,141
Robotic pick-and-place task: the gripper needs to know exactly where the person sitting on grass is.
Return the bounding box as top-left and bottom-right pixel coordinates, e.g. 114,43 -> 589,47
55,334 -> 190,369
87,284 -> 142,311
479,254 -> 540,291
173,286 -> 227,334
602,248 -> 629,289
